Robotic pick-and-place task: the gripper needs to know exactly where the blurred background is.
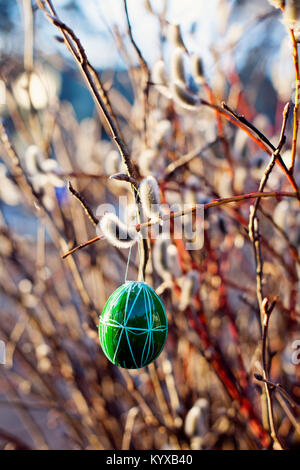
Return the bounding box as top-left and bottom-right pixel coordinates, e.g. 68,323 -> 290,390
0,0 -> 299,450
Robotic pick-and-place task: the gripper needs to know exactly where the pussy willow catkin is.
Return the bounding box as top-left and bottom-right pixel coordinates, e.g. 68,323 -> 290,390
268,0 -> 285,7
154,119 -> 172,145
166,243 -> 182,278
283,0 -> 300,27
139,176 -> 161,220
171,83 -> 199,110
170,47 -> 186,87
153,236 -> 181,282
153,236 -> 172,282
179,270 -> 200,311
190,54 -> 205,85
152,60 -> 172,99
168,23 -> 185,49
100,212 -> 139,249
152,59 -> 168,86
24,145 -> 44,176
24,145 -> 63,189
184,398 -> 209,439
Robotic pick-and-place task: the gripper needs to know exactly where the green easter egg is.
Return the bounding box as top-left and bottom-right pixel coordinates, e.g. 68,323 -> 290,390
99,281 -> 168,369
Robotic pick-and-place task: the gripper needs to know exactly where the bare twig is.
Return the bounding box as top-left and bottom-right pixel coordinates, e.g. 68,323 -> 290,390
275,392 -> 300,438
218,101 -> 299,197
247,106 -> 290,445
249,103 -> 290,325
121,407 -> 139,450
165,138 -> 220,176
0,428 -> 32,450
261,298 -> 284,450
37,0 -> 149,279
123,0 -> 151,146
289,28 -> 299,174
259,206 -> 300,265
68,181 -> 99,227
0,121 -> 99,319
62,235 -> 104,259
254,374 -> 300,412
61,190 -> 297,259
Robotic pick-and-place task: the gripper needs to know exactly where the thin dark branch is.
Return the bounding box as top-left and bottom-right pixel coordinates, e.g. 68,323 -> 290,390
68,181 -> 99,227
260,298 -> 284,450
254,374 -> 300,412
37,0 -> 149,279
123,0 -> 151,146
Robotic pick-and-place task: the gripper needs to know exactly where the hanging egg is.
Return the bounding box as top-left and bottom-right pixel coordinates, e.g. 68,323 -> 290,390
99,281 -> 168,369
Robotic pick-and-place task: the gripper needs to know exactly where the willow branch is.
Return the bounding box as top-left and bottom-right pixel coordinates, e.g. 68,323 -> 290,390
37,0 -> 149,279
37,0 -> 136,178
68,181 -> 99,227
289,28 -> 299,174
261,298 -> 284,450
249,103 -> 290,326
123,0 -> 151,146
0,428 -> 32,450
165,138 -> 220,176
259,206 -> 300,265
208,100 -> 299,197
275,392 -> 300,438
254,374 -> 300,412
61,190 -> 297,259
0,121 -> 98,319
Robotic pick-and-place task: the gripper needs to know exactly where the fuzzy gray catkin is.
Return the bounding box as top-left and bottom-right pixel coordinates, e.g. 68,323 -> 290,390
268,0 -> 285,7
153,236 -> 172,282
139,176 -> 161,220
152,59 -> 168,86
283,0 -> 300,28
24,145 -> 44,176
168,23 -> 185,49
184,398 -> 209,438
0,164 -> 20,206
179,270 -> 200,310
170,47 -> 186,87
161,358 -> 181,413
153,236 -> 181,281
171,83 -> 199,110
154,119 -> 172,145
99,213 -> 139,249
190,54 -> 205,85
24,145 -> 63,188
166,243 -> 182,278
152,60 -> 172,99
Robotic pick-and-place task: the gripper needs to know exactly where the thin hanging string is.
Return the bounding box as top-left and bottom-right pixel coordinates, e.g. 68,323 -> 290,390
124,244 -> 132,282
137,231 -> 145,282
124,189 -> 144,282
